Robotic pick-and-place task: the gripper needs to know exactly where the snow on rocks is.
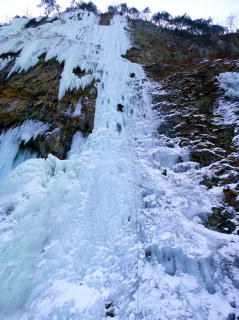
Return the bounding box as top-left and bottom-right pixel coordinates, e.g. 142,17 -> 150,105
217,72 -> 239,99
215,71 -> 239,150
128,78 -> 239,319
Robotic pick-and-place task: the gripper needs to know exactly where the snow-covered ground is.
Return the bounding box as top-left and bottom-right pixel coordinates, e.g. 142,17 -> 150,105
0,11 -> 238,320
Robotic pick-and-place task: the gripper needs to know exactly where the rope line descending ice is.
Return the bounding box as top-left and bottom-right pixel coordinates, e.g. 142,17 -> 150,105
126,124 -> 140,320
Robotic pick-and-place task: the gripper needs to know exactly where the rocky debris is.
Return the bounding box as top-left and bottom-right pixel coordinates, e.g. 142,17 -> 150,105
223,187 -> 239,211
190,150 -> 224,167
154,60 -> 239,234
0,55 -> 96,159
124,19 -> 239,235
205,206 -> 236,234
149,58 -> 239,169
148,59 -> 239,235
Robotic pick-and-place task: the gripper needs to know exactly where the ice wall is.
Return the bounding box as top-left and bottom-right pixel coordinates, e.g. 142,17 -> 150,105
0,120 -> 49,177
0,11 -> 238,320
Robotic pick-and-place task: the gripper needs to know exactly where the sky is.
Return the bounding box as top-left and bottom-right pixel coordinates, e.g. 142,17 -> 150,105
0,0 -> 238,24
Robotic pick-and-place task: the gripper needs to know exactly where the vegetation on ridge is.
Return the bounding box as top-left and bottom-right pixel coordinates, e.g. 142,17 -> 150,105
35,1 -> 239,35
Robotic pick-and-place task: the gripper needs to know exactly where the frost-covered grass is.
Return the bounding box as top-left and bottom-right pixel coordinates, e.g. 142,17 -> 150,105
0,11 -> 239,320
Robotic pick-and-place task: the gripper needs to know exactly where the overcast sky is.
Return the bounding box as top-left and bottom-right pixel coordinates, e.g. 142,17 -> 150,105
0,0 -> 238,24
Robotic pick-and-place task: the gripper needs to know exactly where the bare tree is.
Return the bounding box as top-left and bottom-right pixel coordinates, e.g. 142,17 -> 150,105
107,5 -> 118,15
2,14 -> 13,25
128,7 -> 140,19
22,8 -> 33,19
37,0 -> 60,16
225,14 -> 239,33
142,7 -> 151,21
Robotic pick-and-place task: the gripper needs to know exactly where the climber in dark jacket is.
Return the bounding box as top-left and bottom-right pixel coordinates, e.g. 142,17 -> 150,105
117,103 -> 124,112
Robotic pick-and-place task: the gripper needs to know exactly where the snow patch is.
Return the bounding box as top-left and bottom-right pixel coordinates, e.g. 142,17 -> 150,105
217,72 -> 239,98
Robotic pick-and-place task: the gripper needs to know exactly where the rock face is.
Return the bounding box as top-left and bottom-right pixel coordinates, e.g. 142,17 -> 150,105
125,19 -> 239,234
99,12 -> 113,25
0,55 -> 96,159
125,19 -> 239,65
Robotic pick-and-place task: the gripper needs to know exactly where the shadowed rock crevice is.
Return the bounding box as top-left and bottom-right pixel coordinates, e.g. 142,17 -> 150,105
25,17 -> 59,29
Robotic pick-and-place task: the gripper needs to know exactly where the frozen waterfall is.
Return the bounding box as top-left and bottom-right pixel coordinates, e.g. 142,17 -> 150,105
0,12 -> 238,320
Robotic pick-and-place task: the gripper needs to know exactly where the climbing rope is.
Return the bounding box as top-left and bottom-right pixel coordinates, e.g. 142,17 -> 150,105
124,104 -> 141,320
